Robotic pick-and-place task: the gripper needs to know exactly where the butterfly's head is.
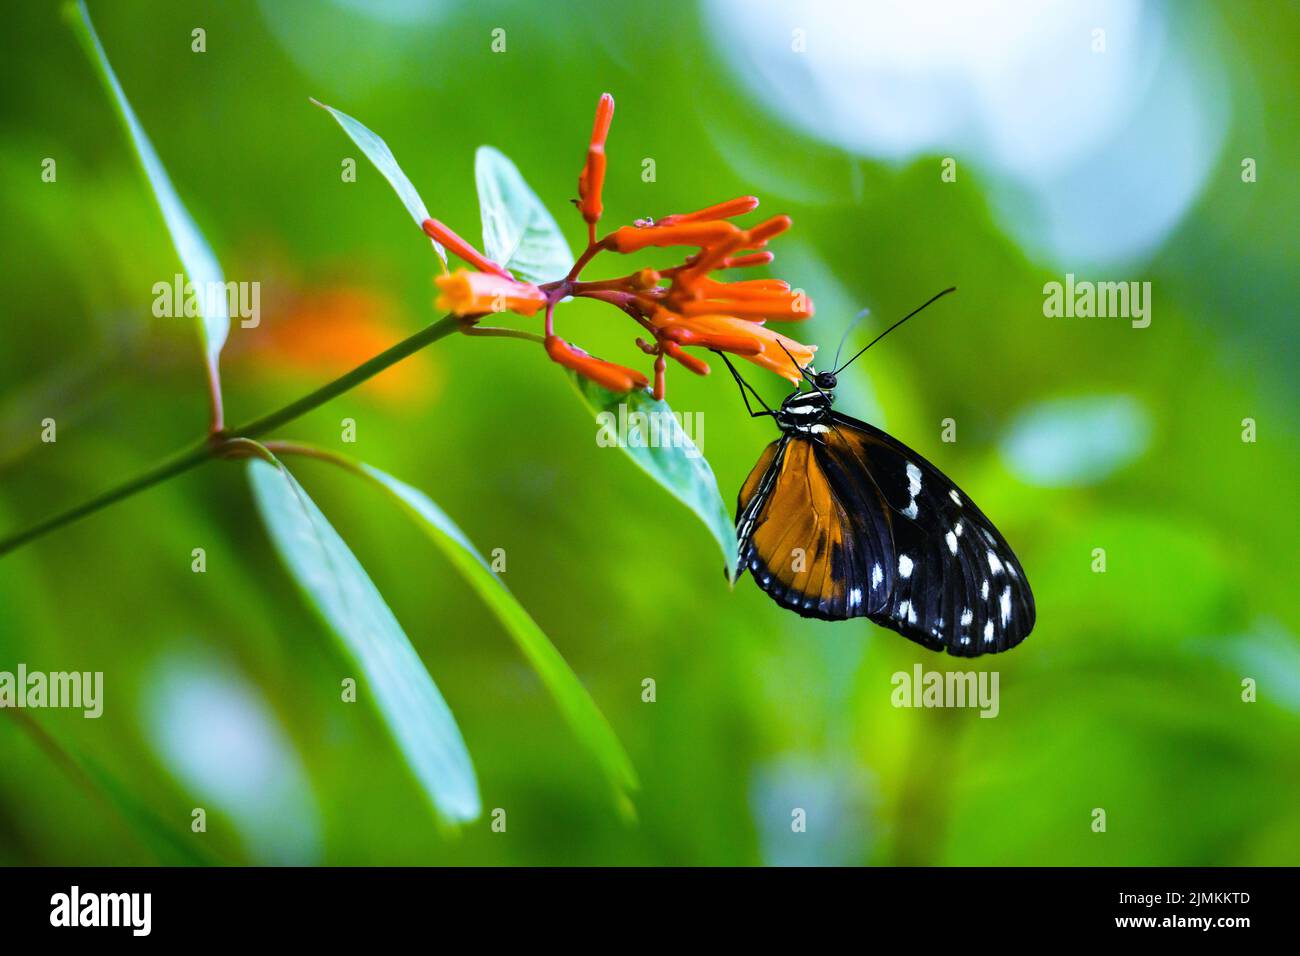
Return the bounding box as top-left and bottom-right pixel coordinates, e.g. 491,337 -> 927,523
813,370 -> 838,392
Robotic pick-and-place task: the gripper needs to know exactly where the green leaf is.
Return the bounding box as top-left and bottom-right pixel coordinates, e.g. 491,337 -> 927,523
312,98 -> 446,266
475,145 -> 573,284
572,376 -> 740,581
350,460 -> 640,805
246,456 -> 479,825
67,0 -> 228,383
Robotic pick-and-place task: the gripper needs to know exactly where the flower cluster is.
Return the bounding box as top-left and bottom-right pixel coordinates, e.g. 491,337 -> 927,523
429,93 -> 816,399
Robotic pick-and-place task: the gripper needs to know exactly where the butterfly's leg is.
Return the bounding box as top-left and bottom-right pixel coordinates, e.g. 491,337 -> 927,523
714,351 -> 773,418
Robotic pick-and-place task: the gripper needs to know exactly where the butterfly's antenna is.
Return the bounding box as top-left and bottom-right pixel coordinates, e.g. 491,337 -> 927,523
832,307 -> 873,370
775,340 -> 831,403
833,286 -> 956,375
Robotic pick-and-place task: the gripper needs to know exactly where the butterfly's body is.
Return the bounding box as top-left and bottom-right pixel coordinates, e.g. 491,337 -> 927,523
723,291 -> 1035,657
772,388 -> 835,437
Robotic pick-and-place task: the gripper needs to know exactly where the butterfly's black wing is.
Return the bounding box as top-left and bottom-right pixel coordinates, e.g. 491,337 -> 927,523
736,433 -> 895,620
817,411 -> 1035,655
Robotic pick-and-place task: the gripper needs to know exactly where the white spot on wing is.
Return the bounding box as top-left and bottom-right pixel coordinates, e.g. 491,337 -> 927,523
984,620 -> 995,643
1000,586 -> 1012,627
871,563 -> 883,589
902,462 -> 922,520
897,600 -> 917,624
949,489 -> 962,505
960,608 -> 973,626
981,579 -> 990,600
945,531 -> 958,554
849,587 -> 862,607
898,554 -> 913,578
906,462 -> 922,494
988,551 -> 1004,575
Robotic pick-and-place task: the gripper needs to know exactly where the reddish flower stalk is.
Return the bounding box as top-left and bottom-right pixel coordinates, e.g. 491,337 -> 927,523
430,92 -> 816,396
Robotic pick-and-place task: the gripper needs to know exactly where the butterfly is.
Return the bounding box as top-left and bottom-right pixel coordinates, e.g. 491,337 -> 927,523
719,289 -> 1035,656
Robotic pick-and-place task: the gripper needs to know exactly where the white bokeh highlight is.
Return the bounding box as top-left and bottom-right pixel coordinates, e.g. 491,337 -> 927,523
705,0 -> 1230,268
141,651 -> 322,864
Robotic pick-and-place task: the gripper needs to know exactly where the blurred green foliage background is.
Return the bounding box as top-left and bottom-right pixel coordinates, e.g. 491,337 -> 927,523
1,0 -> 1297,865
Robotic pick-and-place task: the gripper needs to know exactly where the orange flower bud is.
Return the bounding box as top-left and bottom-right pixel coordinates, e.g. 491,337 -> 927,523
423,219 -> 513,279
744,215 -> 792,245
662,340 -> 711,376
722,277 -> 790,291
660,196 -> 760,225
436,270 -> 547,317
674,232 -> 748,280
649,309 -> 764,356
608,220 -> 740,253
720,251 -> 774,269
631,268 -> 661,290
661,325 -> 764,356
678,294 -> 813,321
707,278 -> 791,294
578,93 -> 615,225
545,334 -> 649,393
590,92 -> 616,144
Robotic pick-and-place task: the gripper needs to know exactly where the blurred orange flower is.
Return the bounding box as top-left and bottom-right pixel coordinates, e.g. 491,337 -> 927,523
249,286 -> 437,404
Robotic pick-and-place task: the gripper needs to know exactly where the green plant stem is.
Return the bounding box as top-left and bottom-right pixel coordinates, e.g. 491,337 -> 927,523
226,314 -> 460,439
0,314 -> 462,558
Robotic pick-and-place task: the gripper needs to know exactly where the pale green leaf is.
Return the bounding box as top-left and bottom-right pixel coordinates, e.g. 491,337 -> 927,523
247,457 -> 479,824
68,0 -> 229,378
312,98 -> 446,266
572,376 -> 739,581
475,145 -> 573,284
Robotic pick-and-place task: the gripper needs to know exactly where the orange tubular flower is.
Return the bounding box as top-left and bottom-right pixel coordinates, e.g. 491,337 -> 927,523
545,335 -> 649,393
422,218 -> 513,279
578,93 -> 615,226
745,214 -> 793,246
661,340 -> 710,376
656,195 -> 760,226
650,310 -> 816,385
436,269 -> 547,317
696,277 -> 792,297
607,220 -> 741,253
720,251 -> 774,269
678,296 -> 813,321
